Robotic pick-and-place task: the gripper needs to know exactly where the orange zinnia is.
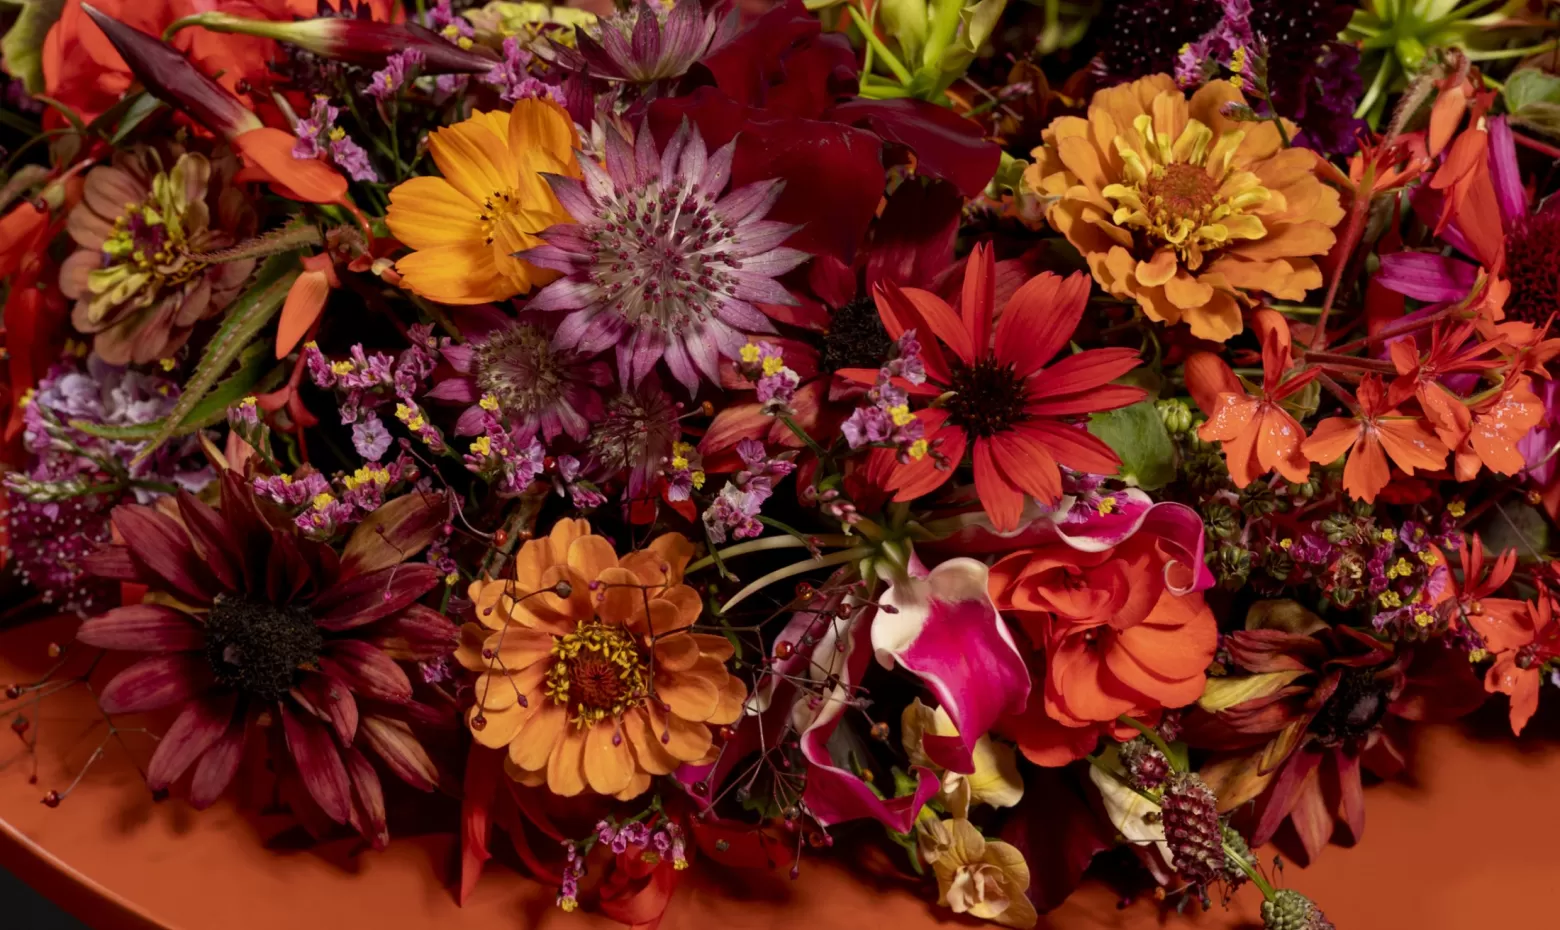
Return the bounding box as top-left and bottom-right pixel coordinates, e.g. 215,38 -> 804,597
458,520 -> 744,799
1027,75 -> 1344,342
1301,375 -> 1448,503
386,98 -> 579,305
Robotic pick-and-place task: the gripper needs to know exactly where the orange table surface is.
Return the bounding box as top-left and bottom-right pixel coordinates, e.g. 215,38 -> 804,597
1,614 -> 1557,930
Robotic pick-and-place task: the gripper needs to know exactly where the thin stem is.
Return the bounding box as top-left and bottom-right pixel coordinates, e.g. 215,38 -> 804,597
1303,351 -> 1398,373
1466,40 -> 1560,62
847,6 -> 913,86
719,547 -> 872,615
1116,714 -> 1176,764
1223,840 -> 1276,899
687,533 -> 856,575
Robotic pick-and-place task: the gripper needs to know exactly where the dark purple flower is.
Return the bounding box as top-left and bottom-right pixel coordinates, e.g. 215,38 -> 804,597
549,0 -> 738,85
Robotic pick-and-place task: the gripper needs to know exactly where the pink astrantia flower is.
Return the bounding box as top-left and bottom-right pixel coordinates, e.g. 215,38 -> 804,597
521,120 -> 809,394
426,307 -> 610,441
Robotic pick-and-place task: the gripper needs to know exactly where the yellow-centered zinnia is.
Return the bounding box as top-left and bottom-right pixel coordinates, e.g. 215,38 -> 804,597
386,97 -> 580,305
1027,75 -> 1345,342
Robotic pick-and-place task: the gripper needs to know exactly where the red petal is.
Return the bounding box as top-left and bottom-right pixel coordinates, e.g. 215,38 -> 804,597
359,715 -> 439,791
986,432 -> 1061,504
293,671 -> 360,744
344,746 -> 389,849
1022,385 -> 1147,417
960,241 -> 995,353
1014,421 -> 1122,475
175,493 -> 243,594
1028,348 -> 1143,399
280,701 -> 354,824
972,439 -> 1025,532
189,710 -> 251,809
76,604 -> 204,652
312,563 -> 440,630
111,504 -> 216,604
321,640 -> 413,703
98,654 -> 212,715
996,271 -> 1091,376
146,694 -> 237,791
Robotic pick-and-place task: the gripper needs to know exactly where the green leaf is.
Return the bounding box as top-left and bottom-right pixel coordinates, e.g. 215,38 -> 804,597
131,252 -> 300,465
1088,401 -> 1176,490
108,93 -> 167,145
0,0 -> 66,94
1504,68 -> 1560,113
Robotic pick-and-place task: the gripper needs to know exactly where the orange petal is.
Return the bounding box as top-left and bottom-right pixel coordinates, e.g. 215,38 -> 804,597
277,269 -> 330,359
233,128 -> 348,205
653,632 -> 701,672
623,707 -> 680,775
546,725 -> 588,796
655,668 -> 720,722
510,703 -> 565,771
583,722 -> 634,795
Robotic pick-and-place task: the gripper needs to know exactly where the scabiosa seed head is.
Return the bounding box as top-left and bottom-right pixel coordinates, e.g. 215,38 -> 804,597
1220,821 -> 1256,890
1161,772 -> 1223,886
1262,889 -> 1336,930
521,120 -> 809,394
1119,739 -> 1171,790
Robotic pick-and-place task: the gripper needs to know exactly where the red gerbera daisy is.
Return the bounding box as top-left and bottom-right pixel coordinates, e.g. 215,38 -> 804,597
844,243 -> 1146,531
78,474 -> 457,847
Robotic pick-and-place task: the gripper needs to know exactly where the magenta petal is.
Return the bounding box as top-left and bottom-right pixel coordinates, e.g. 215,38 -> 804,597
112,504 -> 217,604
1375,251 -> 1478,302
146,694 -> 237,791
98,654 -> 213,715
189,710 -> 251,809
799,601 -> 941,831
1487,117 -> 1528,227
311,563 -> 440,630
280,702 -> 354,824
77,604 -> 204,652
875,559 -> 1030,775
320,640 -> 413,703
441,343 -> 476,373
425,377 -> 478,403
344,746 -> 389,849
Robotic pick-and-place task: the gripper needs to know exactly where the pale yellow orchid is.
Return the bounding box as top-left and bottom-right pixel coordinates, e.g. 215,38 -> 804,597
902,698 -> 1024,818
920,818 -> 1039,929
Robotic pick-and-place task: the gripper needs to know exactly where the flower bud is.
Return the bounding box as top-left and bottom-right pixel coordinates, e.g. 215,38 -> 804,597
80,4 -> 263,139
1261,889 -> 1336,930
167,12 -> 495,74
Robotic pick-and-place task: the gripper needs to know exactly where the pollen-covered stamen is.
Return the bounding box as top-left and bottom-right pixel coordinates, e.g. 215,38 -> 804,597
204,595 -> 323,702
1502,206 -> 1560,325
586,181 -> 742,332
946,356 -> 1031,438
473,324 -> 564,417
477,188 -> 529,248
1309,666 -> 1390,747
819,296 -> 895,373
544,622 -> 648,727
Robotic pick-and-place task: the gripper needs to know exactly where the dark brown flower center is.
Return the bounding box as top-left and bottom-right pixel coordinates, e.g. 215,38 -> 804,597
205,595 -> 322,702
946,356 -> 1030,438
818,296 -> 895,373
1503,207 -> 1560,325
1309,666 -> 1390,748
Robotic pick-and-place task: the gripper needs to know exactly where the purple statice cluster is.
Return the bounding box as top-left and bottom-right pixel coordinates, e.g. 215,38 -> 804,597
2,354 -> 213,613
365,49 -> 424,101
426,0 -> 477,97
551,455 -> 607,510
841,330 -> 927,462
1281,511 -> 1461,636
306,324 -> 443,454
251,455 -> 423,538
557,841 -> 584,912
735,341 -> 801,416
292,96 -> 378,183
460,413 -> 545,496
593,818 -> 689,869
481,37 -> 566,105
1174,0 -> 1255,89
703,439 -> 795,543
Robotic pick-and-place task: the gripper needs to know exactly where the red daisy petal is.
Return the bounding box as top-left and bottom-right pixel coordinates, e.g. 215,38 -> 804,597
995,271 -> 1092,377
1027,348 -> 1144,400
972,439 -> 1026,532
1014,421 -> 1123,475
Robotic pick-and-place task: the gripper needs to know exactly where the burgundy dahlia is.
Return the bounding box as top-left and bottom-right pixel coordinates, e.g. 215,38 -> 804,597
78,474 -> 457,847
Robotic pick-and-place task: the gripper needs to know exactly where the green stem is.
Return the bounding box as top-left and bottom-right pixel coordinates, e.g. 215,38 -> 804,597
1466,39 -> 1560,62
687,533 -> 857,575
1223,840 -> 1275,899
847,6 -> 913,86
1354,53 -> 1394,121
718,547 -> 872,615
1085,754 -> 1161,806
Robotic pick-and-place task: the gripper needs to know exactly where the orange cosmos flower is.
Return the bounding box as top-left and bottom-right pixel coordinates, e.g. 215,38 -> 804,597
458,520 -> 744,799
386,98 -> 579,305
1300,375 -> 1448,503
1027,75 -> 1345,342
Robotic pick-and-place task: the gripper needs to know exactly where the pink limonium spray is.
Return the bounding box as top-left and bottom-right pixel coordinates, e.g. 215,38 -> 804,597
520,120 -> 809,394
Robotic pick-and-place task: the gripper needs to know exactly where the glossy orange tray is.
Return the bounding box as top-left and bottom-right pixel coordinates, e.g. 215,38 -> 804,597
0,614 -> 1555,930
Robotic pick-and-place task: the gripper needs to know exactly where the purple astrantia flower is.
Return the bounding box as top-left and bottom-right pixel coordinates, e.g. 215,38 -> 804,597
2,355 -> 214,613
366,49 -> 424,101
1376,117 -> 1554,323
585,378 -> 683,501
522,120 -> 808,394
426,307 -> 611,442
292,96 -> 378,183
549,0 -> 738,85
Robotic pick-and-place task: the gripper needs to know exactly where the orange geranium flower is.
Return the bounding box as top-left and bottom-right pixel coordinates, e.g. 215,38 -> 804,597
458,520 -> 744,799
1467,592 -> 1560,735
1026,75 -> 1344,342
1452,373 -> 1545,480
990,540 -> 1216,766
1196,315 -> 1318,487
386,98 -> 579,304
1301,375 -> 1448,503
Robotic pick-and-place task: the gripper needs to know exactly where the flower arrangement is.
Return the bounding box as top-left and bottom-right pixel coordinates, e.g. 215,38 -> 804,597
2,0 -> 1559,927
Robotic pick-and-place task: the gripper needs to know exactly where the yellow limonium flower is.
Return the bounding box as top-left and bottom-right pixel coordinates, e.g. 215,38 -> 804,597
1028,76 -> 1344,342
386,97 -> 580,305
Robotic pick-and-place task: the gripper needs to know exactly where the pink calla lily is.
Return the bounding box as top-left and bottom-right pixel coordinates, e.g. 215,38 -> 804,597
874,558 -> 1031,776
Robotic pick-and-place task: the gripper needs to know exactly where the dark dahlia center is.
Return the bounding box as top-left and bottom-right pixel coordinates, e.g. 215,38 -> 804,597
1310,667 -> 1390,747
474,325 -> 561,414
1502,208 -> 1560,325
946,356 -> 1030,438
204,595 -> 322,702
818,296 -> 895,372
1144,163 -> 1220,220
